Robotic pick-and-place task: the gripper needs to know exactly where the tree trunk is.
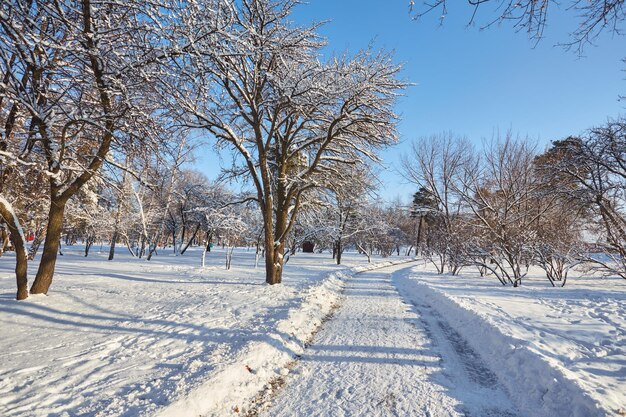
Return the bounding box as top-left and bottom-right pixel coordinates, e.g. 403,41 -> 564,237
225,246 -> 234,270
13,229 -> 28,300
85,237 -> 93,257
108,231 -> 118,261
416,215 -> 424,256
30,201 -> 66,294
264,202 -> 288,284
139,235 -> 146,258
0,228 -> 8,256
147,243 -> 157,260
0,198 -> 29,300
265,245 -> 283,284
28,227 -> 46,260
336,239 -> 342,265
180,224 -> 200,255
179,223 -> 186,254
172,227 -> 177,254
201,232 -> 212,267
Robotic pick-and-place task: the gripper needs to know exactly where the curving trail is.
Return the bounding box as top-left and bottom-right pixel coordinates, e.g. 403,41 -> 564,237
257,264 -> 518,417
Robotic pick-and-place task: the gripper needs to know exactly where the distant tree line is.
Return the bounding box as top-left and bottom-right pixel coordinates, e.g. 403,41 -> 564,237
401,119 -> 626,286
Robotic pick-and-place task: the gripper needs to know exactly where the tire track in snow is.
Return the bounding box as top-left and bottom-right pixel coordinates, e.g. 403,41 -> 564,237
396,278 -> 517,417
254,263 -> 518,417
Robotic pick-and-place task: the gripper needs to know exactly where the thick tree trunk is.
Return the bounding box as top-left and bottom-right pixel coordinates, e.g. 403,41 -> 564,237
264,217 -> 284,284
30,202 -> 66,295
108,193 -> 124,261
265,244 -> 283,284
264,203 -> 288,284
0,198 -> 28,300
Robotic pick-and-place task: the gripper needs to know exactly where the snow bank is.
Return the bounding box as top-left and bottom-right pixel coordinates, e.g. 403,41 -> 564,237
155,272 -> 345,417
156,258 -> 417,417
396,267 -> 623,417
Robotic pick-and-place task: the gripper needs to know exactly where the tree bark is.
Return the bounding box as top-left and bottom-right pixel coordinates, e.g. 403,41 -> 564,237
201,232 -> 212,267
12,229 -> 28,300
0,228 -> 8,256
0,199 -> 28,300
336,239 -> 342,265
28,227 -> 46,260
30,201 -> 66,294
264,211 -> 284,284
416,215 -> 424,256
265,243 -> 284,284
172,226 -> 177,254
264,196 -> 289,284
180,224 -> 200,255
108,231 -> 118,261
85,236 -> 93,257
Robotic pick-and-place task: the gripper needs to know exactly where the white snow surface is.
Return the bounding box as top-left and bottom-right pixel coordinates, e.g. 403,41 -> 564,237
257,263 -> 519,417
0,246 -> 412,417
396,264 -> 626,417
2,249 -> 624,417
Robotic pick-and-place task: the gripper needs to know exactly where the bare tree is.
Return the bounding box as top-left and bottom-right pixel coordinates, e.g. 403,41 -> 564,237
538,119 -> 626,280
352,201 -> 398,262
0,0 -> 176,294
410,0 -> 625,52
456,134 -> 558,286
307,165 -> 375,264
172,0 -> 405,284
402,134 -> 469,274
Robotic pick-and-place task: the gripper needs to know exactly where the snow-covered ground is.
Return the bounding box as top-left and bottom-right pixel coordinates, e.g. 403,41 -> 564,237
3,249 -> 624,417
0,245 -> 411,417
396,264 -> 626,417
256,263 -> 519,417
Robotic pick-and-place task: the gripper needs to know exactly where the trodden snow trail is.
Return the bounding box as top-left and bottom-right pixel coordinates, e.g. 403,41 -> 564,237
255,263 -> 519,417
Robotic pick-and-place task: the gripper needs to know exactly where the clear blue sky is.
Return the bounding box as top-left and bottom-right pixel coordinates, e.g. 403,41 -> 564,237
194,0 -> 625,203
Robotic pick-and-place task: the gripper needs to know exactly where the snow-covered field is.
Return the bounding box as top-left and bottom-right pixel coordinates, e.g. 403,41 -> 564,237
0,246 -> 411,417
2,249 -> 624,417
397,264 -> 626,417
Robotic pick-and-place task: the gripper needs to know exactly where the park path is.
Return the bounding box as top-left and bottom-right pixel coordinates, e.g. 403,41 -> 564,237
256,263 -> 518,417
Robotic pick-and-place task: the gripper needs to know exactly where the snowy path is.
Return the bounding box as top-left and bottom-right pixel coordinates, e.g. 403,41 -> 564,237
256,264 -> 518,417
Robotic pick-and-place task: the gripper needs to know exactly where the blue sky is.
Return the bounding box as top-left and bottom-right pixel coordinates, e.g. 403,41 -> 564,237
194,0 -> 625,203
